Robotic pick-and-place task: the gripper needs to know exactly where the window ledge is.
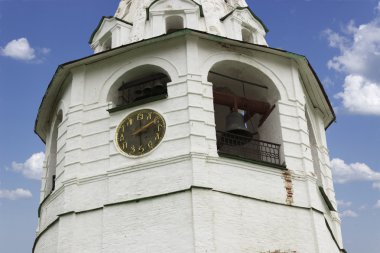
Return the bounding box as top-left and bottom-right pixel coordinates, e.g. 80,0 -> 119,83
218,152 -> 287,170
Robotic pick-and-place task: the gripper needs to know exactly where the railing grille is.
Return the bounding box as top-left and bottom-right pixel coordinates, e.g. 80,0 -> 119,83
216,131 -> 281,166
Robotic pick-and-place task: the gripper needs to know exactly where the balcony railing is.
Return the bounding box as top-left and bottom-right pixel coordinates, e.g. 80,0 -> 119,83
216,130 -> 281,166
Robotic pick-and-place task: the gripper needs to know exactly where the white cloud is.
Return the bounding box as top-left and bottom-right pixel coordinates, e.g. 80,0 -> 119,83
0,188 -> 32,200
324,28 -> 350,52
0,38 -> 51,62
330,158 -> 380,184
375,200 -> 380,209
337,200 -> 352,208
325,4 -> 380,115
340,209 -> 359,218
335,75 -> 380,115
11,152 -> 45,180
0,38 -> 36,61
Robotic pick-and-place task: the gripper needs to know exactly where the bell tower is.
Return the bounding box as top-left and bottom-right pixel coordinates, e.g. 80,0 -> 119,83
33,0 -> 346,252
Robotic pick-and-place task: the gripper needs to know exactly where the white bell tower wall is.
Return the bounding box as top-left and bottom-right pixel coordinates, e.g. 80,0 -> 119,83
35,32 -> 343,253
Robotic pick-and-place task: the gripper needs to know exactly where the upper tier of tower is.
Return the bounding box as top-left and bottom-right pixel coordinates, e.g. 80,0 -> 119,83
89,0 -> 269,53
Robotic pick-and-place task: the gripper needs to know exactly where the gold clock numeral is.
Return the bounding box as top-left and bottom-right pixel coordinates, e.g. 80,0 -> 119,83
148,141 -> 154,149
147,112 -> 153,120
130,145 -> 136,153
126,117 -> 133,126
118,134 -> 125,142
154,133 -> 160,141
137,113 -> 144,121
138,145 -> 145,153
120,125 -> 125,133
157,124 -> 164,131
121,142 -> 128,150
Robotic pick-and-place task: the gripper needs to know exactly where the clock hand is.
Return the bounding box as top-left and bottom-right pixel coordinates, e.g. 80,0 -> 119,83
132,120 -> 155,135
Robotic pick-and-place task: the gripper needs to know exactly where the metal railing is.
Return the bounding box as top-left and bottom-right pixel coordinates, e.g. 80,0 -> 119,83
216,130 -> 281,166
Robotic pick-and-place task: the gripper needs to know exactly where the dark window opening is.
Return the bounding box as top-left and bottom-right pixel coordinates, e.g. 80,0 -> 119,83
213,88 -> 280,166
166,16 -> 184,34
108,73 -> 170,113
242,27 -> 254,43
103,37 -> 112,51
208,61 -> 284,167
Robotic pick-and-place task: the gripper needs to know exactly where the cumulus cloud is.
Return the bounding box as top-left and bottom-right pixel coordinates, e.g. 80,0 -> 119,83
335,75 -> 380,115
340,209 -> 358,218
11,152 -> 45,180
324,3 -> 380,115
0,188 -> 32,200
0,38 -> 51,62
324,28 -> 350,52
330,158 -> 380,184
0,38 -> 36,61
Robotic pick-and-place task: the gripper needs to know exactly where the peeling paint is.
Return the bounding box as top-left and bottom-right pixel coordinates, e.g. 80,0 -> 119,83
283,170 -> 294,205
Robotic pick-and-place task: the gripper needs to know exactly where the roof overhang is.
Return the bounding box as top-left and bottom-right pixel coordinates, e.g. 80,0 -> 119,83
89,16 -> 132,44
220,7 -> 269,33
35,29 -> 335,143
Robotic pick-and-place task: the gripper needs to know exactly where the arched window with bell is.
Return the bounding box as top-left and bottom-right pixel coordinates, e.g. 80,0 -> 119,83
208,60 -> 284,166
107,65 -> 171,112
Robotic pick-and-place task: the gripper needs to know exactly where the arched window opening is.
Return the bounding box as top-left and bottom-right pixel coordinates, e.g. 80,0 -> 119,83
46,110 -> 62,194
306,111 -> 323,185
208,61 -> 283,166
166,16 -> 184,34
108,65 -> 171,113
103,36 -> 112,51
242,27 -> 254,43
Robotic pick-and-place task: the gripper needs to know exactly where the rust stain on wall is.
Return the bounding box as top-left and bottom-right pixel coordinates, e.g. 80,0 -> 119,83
283,170 -> 294,205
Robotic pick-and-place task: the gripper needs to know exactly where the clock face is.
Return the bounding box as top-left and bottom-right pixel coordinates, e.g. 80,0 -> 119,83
115,109 -> 166,156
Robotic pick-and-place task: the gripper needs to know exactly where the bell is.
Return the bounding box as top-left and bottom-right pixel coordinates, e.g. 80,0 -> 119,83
152,79 -> 165,95
225,111 -> 253,138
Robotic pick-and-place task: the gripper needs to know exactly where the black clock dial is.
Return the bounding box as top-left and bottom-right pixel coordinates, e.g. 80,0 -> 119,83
116,109 -> 166,156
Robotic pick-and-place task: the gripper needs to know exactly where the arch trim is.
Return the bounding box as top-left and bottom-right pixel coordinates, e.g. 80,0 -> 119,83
201,51 -> 289,101
99,56 -> 180,103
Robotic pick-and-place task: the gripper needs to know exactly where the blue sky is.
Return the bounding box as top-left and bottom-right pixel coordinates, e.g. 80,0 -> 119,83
0,0 -> 379,252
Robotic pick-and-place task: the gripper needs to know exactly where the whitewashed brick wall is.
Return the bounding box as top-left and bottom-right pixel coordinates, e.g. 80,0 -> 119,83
35,34 -> 342,253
